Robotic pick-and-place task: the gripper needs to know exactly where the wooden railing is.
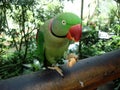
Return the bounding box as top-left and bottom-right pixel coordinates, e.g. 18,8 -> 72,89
0,49 -> 120,90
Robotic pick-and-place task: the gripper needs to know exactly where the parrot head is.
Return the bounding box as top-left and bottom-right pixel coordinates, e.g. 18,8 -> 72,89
50,12 -> 82,42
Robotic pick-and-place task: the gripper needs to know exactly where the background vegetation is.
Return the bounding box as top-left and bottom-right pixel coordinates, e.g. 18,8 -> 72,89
0,0 -> 120,89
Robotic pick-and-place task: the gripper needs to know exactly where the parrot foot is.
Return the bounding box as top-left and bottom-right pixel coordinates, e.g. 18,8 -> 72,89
48,66 -> 64,77
66,53 -> 78,67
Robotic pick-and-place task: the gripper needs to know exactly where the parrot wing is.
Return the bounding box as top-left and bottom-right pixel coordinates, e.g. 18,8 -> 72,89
36,30 -> 45,64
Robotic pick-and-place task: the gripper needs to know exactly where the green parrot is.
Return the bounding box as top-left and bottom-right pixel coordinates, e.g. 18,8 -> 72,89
36,12 -> 82,76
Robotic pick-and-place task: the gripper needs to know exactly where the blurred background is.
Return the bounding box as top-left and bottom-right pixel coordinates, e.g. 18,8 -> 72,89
0,1 -> 120,88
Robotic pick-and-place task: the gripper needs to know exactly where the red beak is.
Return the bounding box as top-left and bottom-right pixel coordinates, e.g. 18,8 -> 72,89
66,24 -> 82,42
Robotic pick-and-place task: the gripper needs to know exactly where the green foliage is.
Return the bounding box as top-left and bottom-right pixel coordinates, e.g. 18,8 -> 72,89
78,0 -> 120,59
0,0 -> 63,80
81,35 -> 120,58
79,1 -> 120,89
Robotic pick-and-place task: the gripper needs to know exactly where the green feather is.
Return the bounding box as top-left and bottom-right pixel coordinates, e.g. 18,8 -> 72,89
36,12 -> 82,67
52,12 -> 81,36
36,30 -> 44,64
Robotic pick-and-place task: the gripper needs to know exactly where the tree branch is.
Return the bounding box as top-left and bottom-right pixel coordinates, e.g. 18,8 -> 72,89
0,49 -> 120,90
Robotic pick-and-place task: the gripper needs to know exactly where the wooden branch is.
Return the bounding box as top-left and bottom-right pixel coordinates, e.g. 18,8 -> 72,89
0,49 -> 120,90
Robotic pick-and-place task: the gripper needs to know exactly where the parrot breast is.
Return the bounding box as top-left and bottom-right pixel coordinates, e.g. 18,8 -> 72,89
42,19 -> 70,65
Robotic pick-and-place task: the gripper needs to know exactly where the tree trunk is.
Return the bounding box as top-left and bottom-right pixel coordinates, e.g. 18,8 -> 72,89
0,49 -> 120,90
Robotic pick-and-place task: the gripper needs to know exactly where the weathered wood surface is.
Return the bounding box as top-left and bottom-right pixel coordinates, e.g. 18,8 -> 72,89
0,49 -> 120,90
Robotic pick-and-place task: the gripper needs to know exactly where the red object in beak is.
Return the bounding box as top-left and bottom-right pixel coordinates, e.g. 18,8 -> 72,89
67,24 -> 82,42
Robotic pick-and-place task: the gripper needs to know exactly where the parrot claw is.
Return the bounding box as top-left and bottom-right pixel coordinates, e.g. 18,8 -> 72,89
48,66 -> 64,77
66,53 -> 78,67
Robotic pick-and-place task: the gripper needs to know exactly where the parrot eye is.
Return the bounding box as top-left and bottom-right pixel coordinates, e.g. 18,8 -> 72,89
62,20 -> 66,25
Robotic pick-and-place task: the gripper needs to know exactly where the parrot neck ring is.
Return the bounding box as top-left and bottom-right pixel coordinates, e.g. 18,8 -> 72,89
49,19 -> 66,38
